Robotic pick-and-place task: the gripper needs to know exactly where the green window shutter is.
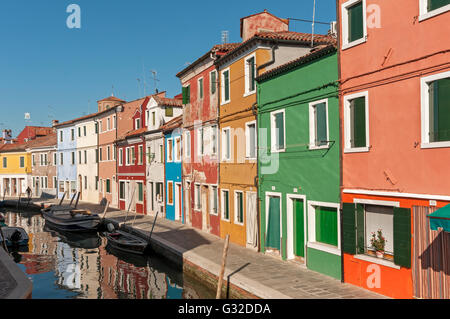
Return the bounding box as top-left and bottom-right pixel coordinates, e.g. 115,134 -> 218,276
225,191 -> 229,219
239,193 -> 243,223
393,207 -> 411,268
348,1 -> 364,42
351,97 -> 366,148
165,107 -> 173,117
315,102 -> 327,146
187,85 -> 190,104
428,0 -> 450,11
275,112 -> 285,149
315,206 -> 338,246
356,203 -> 365,254
429,78 -> 450,142
182,87 -> 188,104
138,183 -> 143,202
266,196 -> 281,250
224,71 -> 230,101
342,203 -> 357,254
249,57 -> 255,91
199,78 -> 203,99
106,179 -> 110,193
211,72 -> 216,95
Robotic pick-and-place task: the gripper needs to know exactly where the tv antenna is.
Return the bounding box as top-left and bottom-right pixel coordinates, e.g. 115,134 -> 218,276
311,0 -> 316,47
221,30 -> 229,44
150,70 -> 160,94
137,78 -> 142,97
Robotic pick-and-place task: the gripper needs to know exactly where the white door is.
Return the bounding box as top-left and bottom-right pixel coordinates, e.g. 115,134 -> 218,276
201,186 -> 208,231
246,192 -> 258,248
175,183 -> 181,221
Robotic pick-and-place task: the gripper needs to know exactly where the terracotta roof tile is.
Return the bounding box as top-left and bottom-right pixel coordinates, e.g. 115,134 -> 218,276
97,96 -> 126,103
161,115 -> 183,132
25,133 -> 57,149
153,96 -> 183,107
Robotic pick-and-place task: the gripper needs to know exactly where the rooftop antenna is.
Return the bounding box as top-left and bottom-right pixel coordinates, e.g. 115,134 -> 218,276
111,85 -> 115,97
142,61 -> 147,96
221,30 -> 229,44
150,70 -> 159,94
137,78 -> 142,97
311,0 -> 316,47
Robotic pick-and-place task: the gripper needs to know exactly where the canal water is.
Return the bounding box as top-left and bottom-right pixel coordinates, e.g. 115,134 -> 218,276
1,209 -> 215,299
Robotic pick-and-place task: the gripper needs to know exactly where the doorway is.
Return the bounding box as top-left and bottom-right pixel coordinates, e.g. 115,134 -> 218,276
246,192 -> 258,249
287,195 -> 306,261
175,183 -> 182,221
265,193 -> 282,252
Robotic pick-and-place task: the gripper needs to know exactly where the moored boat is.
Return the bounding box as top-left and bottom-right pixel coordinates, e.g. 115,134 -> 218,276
105,230 -> 149,255
0,227 -> 29,247
42,209 -> 101,232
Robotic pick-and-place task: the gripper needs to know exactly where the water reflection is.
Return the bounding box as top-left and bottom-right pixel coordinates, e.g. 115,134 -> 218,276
1,210 -> 214,299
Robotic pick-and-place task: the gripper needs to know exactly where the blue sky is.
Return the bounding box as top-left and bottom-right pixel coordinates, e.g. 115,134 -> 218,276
0,0 -> 337,137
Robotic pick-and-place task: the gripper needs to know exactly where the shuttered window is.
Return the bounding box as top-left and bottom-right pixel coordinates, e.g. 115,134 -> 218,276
222,190 -> 229,220
168,182 -> 173,205
223,70 -> 230,102
235,192 -> 244,224
19,157 -> 25,168
198,78 -> 203,99
119,182 -> 125,199
315,206 -> 338,246
314,102 -> 328,146
106,179 -> 110,193
210,71 -> 216,95
429,77 -> 450,142
182,85 -> 190,104
428,0 -> 450,11
247,56 -> 256,92
348,1 -> 364,43
266,196 -> 281,250
165,107 -> 173,117
393,207 -> 411,268
272,111 -> 285,151
350,97 -> 366,148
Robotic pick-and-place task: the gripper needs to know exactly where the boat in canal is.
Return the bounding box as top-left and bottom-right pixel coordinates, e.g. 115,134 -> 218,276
0,227 -> 29,247
42,208 -> 102,232
105,229 -> 150,255
44,223 -> 102,249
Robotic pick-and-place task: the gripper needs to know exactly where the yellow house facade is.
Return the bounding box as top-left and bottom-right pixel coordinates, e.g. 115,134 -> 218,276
0,144 -> 32,197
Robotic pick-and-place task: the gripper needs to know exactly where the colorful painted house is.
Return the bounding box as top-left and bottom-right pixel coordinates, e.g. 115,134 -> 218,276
0,142 -> 32,197
256,45 -> 341,279
215,10 -> 336,248
162,116 -> 184,222
144,94 -> 183,217
176,43 -> 239,235
96,95 -> 126,207
116,98 -> 148,214
55,121 -> 78,198
338,0 -> 450,298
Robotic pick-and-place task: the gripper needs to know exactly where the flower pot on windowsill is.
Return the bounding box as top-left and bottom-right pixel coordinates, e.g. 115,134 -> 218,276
376,251 -> 384,259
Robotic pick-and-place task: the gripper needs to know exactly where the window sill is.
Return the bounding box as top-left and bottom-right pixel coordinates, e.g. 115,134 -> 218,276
309,144 -> 329,151
234,221 -> 244,226
220,100 -> 231,106
419,5 -> 450,22
342,37 -> 366,51
307,242 -> 340,256
344,147 -> 369,153
271,148 -> 286,154
421,141 -> 450,149
354,254 -> 400,269
243,91 -> 256,98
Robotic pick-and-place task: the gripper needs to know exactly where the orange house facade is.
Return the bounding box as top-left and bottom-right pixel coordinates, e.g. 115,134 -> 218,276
338,0 -> 450,298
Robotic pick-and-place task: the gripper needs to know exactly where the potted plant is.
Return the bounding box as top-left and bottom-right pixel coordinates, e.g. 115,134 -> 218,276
370,229 -> 386,259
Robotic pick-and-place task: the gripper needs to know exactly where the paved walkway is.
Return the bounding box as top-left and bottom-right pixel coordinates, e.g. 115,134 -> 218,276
33,199 -> 386,299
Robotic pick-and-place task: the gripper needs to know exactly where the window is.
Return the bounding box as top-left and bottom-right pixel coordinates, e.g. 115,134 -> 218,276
113,115 -> 116,129
194,184 -> 201,210
138,145 -> 143,165
419,0 -> 450,21
71,129 -> 75,140
308,201 -> 341,256
78,151 -> 82,164
421,71 -> 450,148
137,182 -> 143,203
19,157 -> 24,168
146,146 -> 151,164
175,137 -> 181,162
59,181 -> 64,193
344,91 -> 369,152
135,118 -> 140,129
221,190 -> 230,220
107,118 -> 110,131
341,0 -> 367,49
167,139 -> 173,162
53,153 -> 57,166
210,186 -> 218,215
78,127 -> 81,137
165,107 -> 173,117
99,121 -> 103,133
152,112 -> 156,127
160,144 -> 164,163
84,150 -> 87,164
221,69 -> 230,104
106,146 -> 110,161
198,78 -> 204,100
211,125 -> 218,155
309,99 -> 329,149
245,121 -> 257,159
32,155 -> 35,167
84,176 -> 87,190
245,55 -> 256,94
210,71 -> 217,95
60,131 -> 63,142
83,126 -> 87,136
95,176 -> 98,191
182,85 -> 191,104
131,147 -> 135,164
222,127 -> 231,160
185,131 -> 191,158
54,177 -> 57,189
99,147 -> 103,161
119,182 -> 125,199
271,110 -> 285,152
60,153 -> 63,165
2,157 -> 6,168
71,152 -> 75,165
95,122 -> 99,134
156,182 -> 163,202
235,191 -> 244,225
197,128 -> 204,156
113,145 -> 116,160
96,149 -> 99,163
167,181 -> 174,205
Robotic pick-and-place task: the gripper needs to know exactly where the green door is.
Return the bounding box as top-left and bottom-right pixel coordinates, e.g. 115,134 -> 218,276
293,199 -> 305,257
266,196 -> 281,250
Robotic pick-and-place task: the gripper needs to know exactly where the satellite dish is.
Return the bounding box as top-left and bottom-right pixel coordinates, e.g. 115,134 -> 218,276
24,113 -> 31,120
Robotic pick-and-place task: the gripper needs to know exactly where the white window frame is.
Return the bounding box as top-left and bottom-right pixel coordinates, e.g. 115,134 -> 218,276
125,147 -> 130,166
221,68 -> 231,105
174,136 -> 181,162
421,71 -> 450,149
113,115 -> 116,129
221,127 -> 231,161
211,125 -> 218,155
244,53 -> 257,97
309,98 -> 330,150
234,190 -> 245,225
185,131 -> 191,158
210,185 -> 219,215
419,0 -> 450,21
119,148 -> 123,166
270,109 -> 286,153
245,120 -> 257,159
53,153 -> 57,166
197,127 -> 204,157
198,77 -> 204,100
264,192 -> 282,250
167,138 -> 174,162
221,189 -> 230,221
307,201 -> 341,256
210,70 -> 217,95
167,181 -> 174,206
135,118 -> 141,130
341,0 -> 367,50
138,145 -> 143,165
194,183 -> 201,211
343,91 -> 370,153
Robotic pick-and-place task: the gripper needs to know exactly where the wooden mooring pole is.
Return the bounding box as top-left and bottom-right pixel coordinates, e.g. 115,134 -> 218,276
216,234 -> 230,299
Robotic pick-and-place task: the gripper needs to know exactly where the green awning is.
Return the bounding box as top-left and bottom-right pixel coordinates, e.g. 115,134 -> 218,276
427,204 -> 450,232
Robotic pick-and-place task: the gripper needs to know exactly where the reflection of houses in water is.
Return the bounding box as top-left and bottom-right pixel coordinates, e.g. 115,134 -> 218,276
55,242 -> 81,290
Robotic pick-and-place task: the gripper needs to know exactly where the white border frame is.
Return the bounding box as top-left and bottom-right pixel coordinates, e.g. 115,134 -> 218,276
270,109 -> 286,153
221,127 -> 231,161
245,120 -> 257,159
234,190 -> 245,226
307,201 -> 341,256
174,136 -> 182,162
220,68 -> 231,105
209,184 -> 219,216
244,53 -> 257,97
420,70 -> 450,149
344,90 -> 370,153
167,181 -> 174,206
265,192 -> 283,251
419,0 -> 450,21
221,188 -> 230,221
341,0 -> 367,50
309,98 -> 330,150
194,183 -> 201,212
167,138 -> 174,163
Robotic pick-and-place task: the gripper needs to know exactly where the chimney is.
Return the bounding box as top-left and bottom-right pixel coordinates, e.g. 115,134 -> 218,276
52,120 -> 59,127
240,10 -> 289,42
2,130 -> 12,144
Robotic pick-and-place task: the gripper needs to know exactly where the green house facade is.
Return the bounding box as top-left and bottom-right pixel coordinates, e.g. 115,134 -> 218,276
256,45 -> 341,279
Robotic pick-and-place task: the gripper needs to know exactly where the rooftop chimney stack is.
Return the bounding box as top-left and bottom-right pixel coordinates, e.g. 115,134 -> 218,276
2,129 -> 12,144
52,120 -> 59,127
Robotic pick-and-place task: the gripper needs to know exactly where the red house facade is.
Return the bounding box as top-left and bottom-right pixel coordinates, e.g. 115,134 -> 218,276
176,43 -> 238,236
116,98 -> 148,214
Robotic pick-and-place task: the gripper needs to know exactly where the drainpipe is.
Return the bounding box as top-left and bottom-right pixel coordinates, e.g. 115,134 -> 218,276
256,41 -> 278,73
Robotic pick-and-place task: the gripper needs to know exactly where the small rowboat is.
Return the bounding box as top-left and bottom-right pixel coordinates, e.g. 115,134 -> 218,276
42,209 -> 101,232
0,227 -> 29,247
105,230 -> 149,255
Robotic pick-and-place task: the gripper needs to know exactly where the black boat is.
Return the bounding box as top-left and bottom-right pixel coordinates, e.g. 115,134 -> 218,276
44,223 -> 102,249
0,227 -> 29,247
42,209 -> 102,232
105,230 -> 149,255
